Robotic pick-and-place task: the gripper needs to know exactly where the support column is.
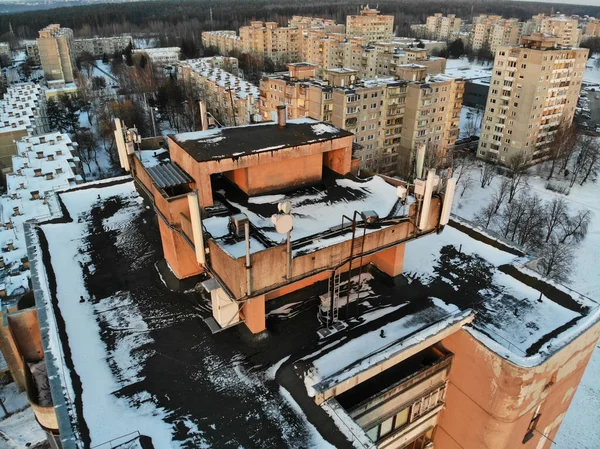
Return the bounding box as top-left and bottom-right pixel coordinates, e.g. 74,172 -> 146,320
244,295 -> 266,334
371,244 -> 406,277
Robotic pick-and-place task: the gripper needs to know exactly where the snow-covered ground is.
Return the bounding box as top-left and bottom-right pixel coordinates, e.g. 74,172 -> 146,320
447,154 -> 600,447
0,382 -> 46,448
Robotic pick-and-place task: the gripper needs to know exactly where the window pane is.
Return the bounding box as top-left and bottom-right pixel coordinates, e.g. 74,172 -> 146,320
380,416 -> 394,437
395,408 -> 409,429
366,426 -> 378,442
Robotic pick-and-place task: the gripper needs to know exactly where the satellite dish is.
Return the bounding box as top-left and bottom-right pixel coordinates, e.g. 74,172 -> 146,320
271,214 -> 294,234
278,201 -> 291,214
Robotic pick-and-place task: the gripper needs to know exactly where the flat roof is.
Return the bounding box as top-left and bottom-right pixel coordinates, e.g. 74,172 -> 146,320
171,119 -> 353,163
30,178 -> 600,448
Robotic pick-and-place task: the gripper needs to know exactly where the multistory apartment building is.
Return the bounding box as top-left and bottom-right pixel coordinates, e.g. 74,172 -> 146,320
0,83 -> 49,170
288,15 -> 345,34
36,24 -> 75,83
346,6 -> 394,42
24,40 -> 40,65
301,33 -> 446,79
471,16 -> 522,52
426,14 -> 462,40
132,47 -> 180,66
18,104 -> 600,449
540,15 -> 581,47
72,35 -> 132,58
201,30 -> 241,55
477,34 -> 588,164
239,21 -> 303,62
585,19 -> 600,37
178,57 -> 259,127
259,64 -> 463,174
202,16 -> 346,62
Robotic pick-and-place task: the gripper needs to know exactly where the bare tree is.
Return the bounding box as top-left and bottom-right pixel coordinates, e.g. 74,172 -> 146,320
537,237 -> 574,283
574,135 -> 600,186
545,121 -> 577,180
543,198 -> 569,243
479,161 -> 496,188
492,178 -> 511,214
474,202 -> 497,229
451,149 -> 476,188
506,152 -> 529,203
459,171 -> 474,197
515,193 -> 545,249
559,209 -> 592,244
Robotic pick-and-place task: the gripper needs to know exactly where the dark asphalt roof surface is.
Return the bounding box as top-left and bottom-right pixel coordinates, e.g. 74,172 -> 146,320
171,121 -> 353,163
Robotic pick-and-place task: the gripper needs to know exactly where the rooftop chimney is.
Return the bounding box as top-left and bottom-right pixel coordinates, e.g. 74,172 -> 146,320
277,105 -> 287,128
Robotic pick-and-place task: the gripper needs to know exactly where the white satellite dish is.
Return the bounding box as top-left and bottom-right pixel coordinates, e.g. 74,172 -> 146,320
278,201 -> 291,215
271,214 -> 294,234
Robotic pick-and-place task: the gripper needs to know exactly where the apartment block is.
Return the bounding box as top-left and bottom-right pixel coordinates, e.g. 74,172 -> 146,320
132,47 -> 180,66
24,40 -> 40,65
346,6 -> 394,42
288,15 -> 345,34
471,16 -> 522,52
36,24 -> 75,83
426,14 -> 462,40
0,83 -> 49,170
259,64 -> 462,175
201,30 -> 241,55
178,57 -> 259,127
540,15 -> 581,47
72,35 -> 132,58
477,34 -> 588,165
585,19 -> 600,37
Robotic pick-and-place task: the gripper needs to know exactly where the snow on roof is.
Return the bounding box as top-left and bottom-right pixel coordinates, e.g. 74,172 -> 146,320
305,297 -> 471,396
172,118 -> 351,162
0,83 -> 45,134
211,173 -> 405,257
403,220 -> 600,367
30,177 -> 184,448
0,132 -> 77,299
178,58 -> 258,100
135,148 -> 169,168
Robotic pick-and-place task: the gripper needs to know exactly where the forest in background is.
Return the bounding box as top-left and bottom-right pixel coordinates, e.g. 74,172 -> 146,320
0,0 -> 599,47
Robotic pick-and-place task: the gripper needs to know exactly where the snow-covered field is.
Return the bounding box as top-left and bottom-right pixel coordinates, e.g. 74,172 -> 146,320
455,114 -> 600,446
0,382 -> 46,448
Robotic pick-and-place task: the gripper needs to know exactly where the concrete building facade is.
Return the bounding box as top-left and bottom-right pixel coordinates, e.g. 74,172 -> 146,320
477,34 -> 588,165
72,35 -> 132,58
178,57 -> 259,127
540,15 -> 581,47
346,6 -> 394,43
259,64 -> 463,175
470,16 -> 522,53
585,19 -> 600,37
426,14 -> 462,40
36,24 -> 75,83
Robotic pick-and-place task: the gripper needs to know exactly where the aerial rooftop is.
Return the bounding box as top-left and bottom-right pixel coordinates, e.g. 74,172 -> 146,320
171,118 -> 353,162
29,177 -> 600,448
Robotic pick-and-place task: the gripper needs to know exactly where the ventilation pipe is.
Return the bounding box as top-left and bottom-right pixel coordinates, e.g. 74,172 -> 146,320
440,178 -> 456,226
415,144 -> 426,180
277,105 -> 287,128
114,119 -> 130,172
418,169 -> 436,231
187,191 -> 206,265
199,101 -> 208,131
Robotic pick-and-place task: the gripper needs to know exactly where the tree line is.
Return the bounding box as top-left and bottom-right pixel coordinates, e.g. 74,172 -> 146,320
0,0 -> 598,48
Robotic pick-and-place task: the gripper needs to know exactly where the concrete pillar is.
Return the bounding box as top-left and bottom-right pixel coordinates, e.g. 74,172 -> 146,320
372,244 -> 406,277
244,295 -> 266,334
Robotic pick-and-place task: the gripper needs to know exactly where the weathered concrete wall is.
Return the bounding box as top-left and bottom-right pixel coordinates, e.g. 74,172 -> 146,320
210,197 -> 441,299
436,321 -> 600,449
168,134 -> 354,208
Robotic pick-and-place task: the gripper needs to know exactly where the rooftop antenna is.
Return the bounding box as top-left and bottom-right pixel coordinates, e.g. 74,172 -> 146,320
210,8 -> 213,28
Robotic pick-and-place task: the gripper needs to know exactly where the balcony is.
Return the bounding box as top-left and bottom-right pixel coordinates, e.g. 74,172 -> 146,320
334,345 -> 452,449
